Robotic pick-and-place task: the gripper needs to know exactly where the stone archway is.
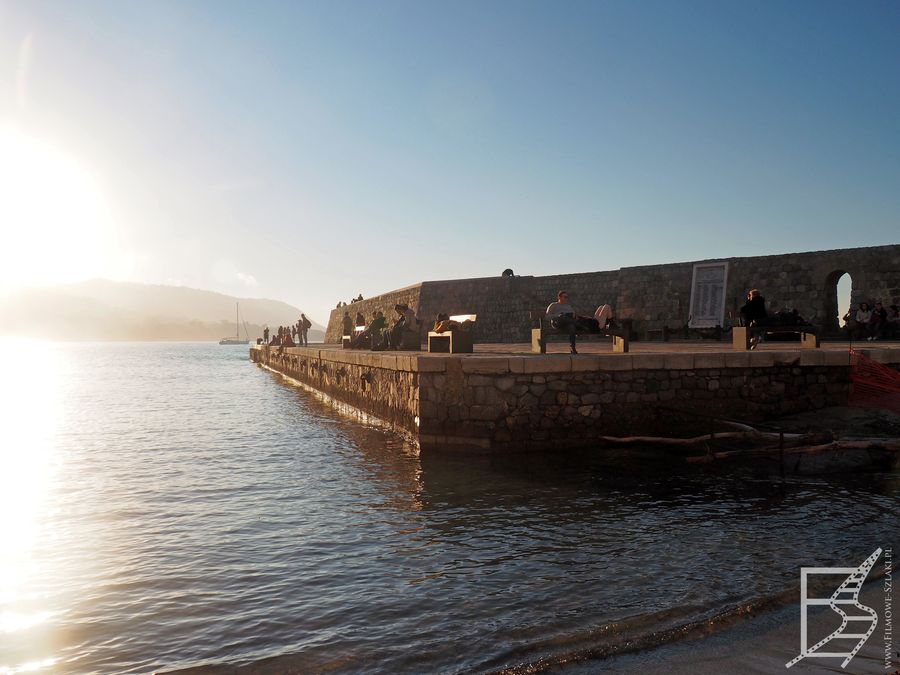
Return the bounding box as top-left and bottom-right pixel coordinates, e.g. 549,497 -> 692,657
824,269 -> 852,334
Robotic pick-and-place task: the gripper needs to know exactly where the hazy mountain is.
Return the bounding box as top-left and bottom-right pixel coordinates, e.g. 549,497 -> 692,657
0,279 -> 325,342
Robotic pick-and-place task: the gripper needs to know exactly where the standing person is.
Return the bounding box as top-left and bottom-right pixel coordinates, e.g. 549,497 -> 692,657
546,291 -> 580,354
300,313 -> 312,347
355,311 -> 366,328
263,326 -> 270,344
740,289 -> 768,349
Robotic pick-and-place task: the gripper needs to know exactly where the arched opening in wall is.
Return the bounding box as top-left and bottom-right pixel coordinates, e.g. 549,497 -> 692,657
824,270 -> 852,333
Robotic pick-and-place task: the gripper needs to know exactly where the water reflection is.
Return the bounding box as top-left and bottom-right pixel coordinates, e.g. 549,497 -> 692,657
0,339 -> 60,674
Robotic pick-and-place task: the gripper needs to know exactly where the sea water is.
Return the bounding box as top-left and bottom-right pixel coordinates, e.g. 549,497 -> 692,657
1,341 -> 897,673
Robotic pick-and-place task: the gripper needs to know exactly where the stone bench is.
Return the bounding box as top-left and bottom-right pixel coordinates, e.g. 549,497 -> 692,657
529,311 -> 628,354
732,324 -> 819,350
428,314 -> 476,353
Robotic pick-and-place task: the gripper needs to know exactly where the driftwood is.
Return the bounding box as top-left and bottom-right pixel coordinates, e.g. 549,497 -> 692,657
687,439 -> 900,463
599,430 -> 808,447
599,418 -> 900,467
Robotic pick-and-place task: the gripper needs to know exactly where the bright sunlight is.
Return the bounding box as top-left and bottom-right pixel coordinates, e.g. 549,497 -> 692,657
0,125 -> 115,291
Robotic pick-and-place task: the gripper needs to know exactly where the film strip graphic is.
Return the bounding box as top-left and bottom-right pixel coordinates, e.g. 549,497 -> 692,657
786,547 -> 882,669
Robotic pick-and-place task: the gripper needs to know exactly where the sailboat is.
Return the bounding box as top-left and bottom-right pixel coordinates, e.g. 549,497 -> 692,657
219,303 -> 250,345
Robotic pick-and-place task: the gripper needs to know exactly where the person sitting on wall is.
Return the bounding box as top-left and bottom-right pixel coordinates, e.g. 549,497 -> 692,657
545,291 -> 594,354
593,304 -> 615,330
342,311 -> 354,337
352,311 -> 387,349
855,302 -> 872,340
868,301 -> 887,341
842,307 -> 855,338
388,304 -> 418,349
886,304 -> 900,339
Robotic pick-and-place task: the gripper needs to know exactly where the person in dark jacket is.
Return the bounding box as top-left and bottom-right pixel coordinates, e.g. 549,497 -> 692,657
740,289 -> 767,326
352,312 -> 387,349
740,289 -> 768,349
342,311 -> 354,337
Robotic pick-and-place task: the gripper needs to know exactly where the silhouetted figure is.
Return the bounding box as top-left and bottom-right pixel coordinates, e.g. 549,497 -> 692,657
342,312 -> 354,336
300,313 -> 311,346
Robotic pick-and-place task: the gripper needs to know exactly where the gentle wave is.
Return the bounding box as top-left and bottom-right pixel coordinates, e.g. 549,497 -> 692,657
0,342 -> 897,674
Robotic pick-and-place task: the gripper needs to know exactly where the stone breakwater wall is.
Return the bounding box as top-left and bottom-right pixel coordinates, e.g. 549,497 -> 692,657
250,345 -> 421,436
251,346 -> 900,453
325,244 -> 900,343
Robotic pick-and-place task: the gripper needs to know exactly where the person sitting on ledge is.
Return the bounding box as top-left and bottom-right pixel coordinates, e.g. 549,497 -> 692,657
545,291 -> 594,354
855,302 -> 872,340
593,304 -> 614,330
388,304 -> 417,349
352,311 -> 386,349
342,311 -> 354,337
886,304 -> 900,339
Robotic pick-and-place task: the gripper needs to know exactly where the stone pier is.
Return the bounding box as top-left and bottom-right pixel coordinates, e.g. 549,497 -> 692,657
251,343 -> 900,453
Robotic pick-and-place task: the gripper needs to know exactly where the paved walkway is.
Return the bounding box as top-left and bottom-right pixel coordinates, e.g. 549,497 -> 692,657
310,338 -> 898,357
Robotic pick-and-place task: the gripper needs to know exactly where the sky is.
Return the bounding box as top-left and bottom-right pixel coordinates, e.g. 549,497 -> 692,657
0,0 -> 898,325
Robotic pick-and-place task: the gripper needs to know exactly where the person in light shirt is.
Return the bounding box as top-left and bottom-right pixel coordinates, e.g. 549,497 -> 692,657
545,291 -> 581,354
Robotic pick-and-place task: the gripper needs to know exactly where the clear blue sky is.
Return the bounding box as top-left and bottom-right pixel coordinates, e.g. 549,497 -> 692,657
1,0 -> 898,324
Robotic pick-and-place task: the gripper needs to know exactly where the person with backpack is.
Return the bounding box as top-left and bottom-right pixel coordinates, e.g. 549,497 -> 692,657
299,313 -> 312,346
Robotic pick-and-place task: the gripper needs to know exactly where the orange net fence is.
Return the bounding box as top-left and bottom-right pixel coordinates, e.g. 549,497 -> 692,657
849,349 -> 900,414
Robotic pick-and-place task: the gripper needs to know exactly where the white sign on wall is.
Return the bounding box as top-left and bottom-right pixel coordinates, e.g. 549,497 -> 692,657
689,262 -> 728,328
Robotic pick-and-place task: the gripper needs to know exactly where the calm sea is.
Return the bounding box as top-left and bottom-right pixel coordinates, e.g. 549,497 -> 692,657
1,341 -> 897,674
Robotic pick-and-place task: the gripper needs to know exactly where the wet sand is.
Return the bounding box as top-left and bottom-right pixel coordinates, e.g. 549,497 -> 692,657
583,582 -> 897,675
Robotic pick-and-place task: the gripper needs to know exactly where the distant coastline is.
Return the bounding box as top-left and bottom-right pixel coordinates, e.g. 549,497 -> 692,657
0,279 -> 324,342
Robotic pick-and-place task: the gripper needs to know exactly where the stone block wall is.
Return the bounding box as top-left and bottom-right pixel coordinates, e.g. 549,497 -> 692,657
325,244 -> 900,343
416,350 -> 857,452
252,344 -> 900,454
251,345 -> 420,436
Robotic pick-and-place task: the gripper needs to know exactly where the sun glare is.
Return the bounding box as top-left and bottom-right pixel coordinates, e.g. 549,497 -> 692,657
0,126 -> 114,290
0,338 -> 60,673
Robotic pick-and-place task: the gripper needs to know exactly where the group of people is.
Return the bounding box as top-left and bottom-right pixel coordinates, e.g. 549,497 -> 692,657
334,294 -> 365,309
261,314 -> 312,348
844,301 -> 900,341
343,304 -> 418,350
544,290 -> 616,354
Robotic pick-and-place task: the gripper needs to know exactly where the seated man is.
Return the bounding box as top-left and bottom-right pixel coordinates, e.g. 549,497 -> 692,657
341,311 -> 354,337
388,304 -> 418,349
593,304 -> 614,330
545,291 -> 593,354
352,311 -> 387,349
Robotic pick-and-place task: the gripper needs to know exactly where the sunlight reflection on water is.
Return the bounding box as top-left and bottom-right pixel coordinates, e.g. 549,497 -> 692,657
0,342 -> 896,675
0,339 -> 60,673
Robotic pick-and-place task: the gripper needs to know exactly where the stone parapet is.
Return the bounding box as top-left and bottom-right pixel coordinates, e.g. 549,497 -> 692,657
251,345 -> 900,453
325,244 -> 900,343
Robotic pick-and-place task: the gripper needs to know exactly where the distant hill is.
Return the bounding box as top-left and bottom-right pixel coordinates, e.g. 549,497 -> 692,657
0,279 -> 325,342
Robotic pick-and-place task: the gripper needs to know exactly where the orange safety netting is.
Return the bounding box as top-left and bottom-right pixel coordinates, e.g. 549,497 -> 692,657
849,348 -> 900,414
